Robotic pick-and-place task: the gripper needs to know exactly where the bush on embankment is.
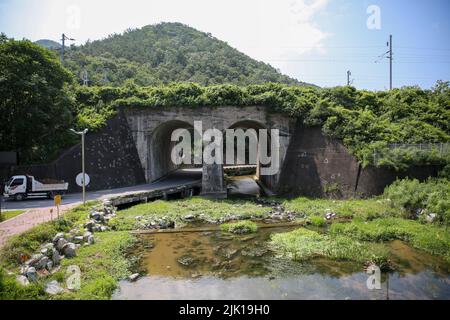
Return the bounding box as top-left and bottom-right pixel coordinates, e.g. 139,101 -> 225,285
383,178 -> 450,225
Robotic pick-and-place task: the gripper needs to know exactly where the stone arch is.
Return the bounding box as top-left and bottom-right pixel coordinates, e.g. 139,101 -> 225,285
148,120 -> 196,182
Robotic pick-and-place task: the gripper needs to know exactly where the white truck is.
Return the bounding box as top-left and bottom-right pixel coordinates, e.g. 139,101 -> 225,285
3,175 -> 69,201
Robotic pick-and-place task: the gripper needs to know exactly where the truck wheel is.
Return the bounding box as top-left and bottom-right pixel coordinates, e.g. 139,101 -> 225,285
15,194 -> 25,201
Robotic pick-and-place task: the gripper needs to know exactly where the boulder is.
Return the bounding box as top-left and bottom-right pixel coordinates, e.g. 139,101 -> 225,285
40,248 -> 51,257
56,238 -> 68,251
83,231 -> 93,242
63,243 -> 77,258
35,256 -> 50,270
52,250 -> 61,265
84,220 -> 95,232
182,214 -> 195,221
73,236 -> 84,244
20,265 -> 29,275
52,233 -> 65,244
128,273 -> 140,282
16,275 -> 30,286
46,261 -> 54,271
90,211 -> 104,222
45,280 -> 64,295
426,213 -> 437,223
25,253 -> 44,267
25,267 -> 37,282
87,234 -> 95,245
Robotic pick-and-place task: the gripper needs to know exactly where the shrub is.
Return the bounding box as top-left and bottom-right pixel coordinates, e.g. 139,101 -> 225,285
383,178 -> 450,225
220,221 -> 258,234
309,216 -> 327,227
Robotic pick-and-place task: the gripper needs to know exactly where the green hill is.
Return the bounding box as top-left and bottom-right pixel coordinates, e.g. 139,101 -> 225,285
62,22 -> 305,86
35,39 -> 61,50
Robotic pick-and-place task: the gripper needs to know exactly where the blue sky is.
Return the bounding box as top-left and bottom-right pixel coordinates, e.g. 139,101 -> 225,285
0,0 -> 449,90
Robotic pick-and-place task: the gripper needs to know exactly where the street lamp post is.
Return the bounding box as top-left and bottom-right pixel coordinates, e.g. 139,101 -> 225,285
70,129 -> 88,205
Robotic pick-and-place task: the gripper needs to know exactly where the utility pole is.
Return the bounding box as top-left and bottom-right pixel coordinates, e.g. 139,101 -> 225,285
388,34 -> 393,90
70,129 -> 88,205
347,70 -> 352,86
61,33 -> 75,66
375,34 -> 393,90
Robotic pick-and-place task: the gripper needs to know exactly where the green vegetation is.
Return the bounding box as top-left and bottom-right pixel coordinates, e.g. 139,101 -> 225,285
62,22 -> 301,87
0,267 -> 46,300
0,203 -> 95,265
270,228 -> 389,268
0,202 -> 135,300
330,218 -> 450,262
0,210 -> 26,222
109,197 -> 271,230
283,197 -> 398,221
383,178 -> 450,225
73,81 -> 450,168
53,231 -> 134,300
271,178 -> 450,266
308,216 -> 327,227
3,25 -> 449,168
220,221 -> 258,234
0,36 -> 76,164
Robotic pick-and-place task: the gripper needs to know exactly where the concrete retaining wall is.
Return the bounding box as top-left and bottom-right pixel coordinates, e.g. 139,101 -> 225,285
8,110 -> 146,193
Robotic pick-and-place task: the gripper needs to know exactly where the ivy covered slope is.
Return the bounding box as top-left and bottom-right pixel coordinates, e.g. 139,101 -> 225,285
76,82 -> 450,169
63,22 -> 303,86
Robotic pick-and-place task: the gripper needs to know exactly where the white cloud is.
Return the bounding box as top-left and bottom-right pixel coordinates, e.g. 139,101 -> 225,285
244,0 -> 332,73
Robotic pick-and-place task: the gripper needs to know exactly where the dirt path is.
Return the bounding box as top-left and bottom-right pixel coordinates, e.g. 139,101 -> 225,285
0,204 -> 78,247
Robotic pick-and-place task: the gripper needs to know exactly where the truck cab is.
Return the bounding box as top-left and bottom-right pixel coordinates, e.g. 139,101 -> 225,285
4,175 -> 69,201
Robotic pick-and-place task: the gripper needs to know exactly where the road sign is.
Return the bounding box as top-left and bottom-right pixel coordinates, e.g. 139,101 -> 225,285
54,195 -> 62,206
76,173 -> 90,187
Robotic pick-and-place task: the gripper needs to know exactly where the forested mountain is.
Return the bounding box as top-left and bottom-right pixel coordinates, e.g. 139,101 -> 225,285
57,22 -> 304,86
35,39 -> 61,50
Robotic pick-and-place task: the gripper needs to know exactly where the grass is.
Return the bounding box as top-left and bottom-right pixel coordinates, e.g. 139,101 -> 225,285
330,218 -> 450,262
0,201 -> 135,300
0,210 -> 26,222
283,197 -> 399,221
220,221 -> 258,234
270,228 -> 389,268
0,202 -> 99,266
109,197 -> 271,230
308,216 -> 327,227
52,231 -> 135,300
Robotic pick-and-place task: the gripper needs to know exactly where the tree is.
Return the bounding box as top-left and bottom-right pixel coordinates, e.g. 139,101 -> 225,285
0,39 -> 75,163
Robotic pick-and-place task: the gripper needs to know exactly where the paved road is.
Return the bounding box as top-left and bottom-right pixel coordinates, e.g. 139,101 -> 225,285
1,169 -> 202,211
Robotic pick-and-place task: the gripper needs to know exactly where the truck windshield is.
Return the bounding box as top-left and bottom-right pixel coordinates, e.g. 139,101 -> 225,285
10,179 -> 24,187
6,178 -> 13,186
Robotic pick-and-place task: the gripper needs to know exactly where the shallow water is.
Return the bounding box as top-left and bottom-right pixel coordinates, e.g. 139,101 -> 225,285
113,226 -> 450,300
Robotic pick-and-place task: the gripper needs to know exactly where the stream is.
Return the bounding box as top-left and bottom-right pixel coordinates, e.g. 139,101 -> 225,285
113,225 -> 450,300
